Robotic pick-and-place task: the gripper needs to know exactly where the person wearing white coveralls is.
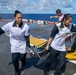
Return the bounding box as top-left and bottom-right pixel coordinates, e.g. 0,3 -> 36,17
0,10 -> 30,75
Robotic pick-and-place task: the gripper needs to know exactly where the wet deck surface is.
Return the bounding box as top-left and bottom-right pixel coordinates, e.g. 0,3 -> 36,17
0,22 -> 76,75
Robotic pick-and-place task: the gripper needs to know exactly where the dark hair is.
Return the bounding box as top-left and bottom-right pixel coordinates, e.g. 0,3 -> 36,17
14,10 -> 22,17
56,9 -> 61,13
61,14 -> 73,22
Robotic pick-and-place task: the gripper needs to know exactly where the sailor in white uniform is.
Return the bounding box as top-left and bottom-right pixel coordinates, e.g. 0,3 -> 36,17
44,14 -> 76,75
0,10 -> 30,75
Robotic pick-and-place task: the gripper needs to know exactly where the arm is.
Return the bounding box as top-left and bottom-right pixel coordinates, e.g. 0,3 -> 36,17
46,37 -> 53,50
1,23 -> 9,33
65,24 -> 76,42
0,28 -> 5,35
25,35 -> 30,48
46,25 -> 59,50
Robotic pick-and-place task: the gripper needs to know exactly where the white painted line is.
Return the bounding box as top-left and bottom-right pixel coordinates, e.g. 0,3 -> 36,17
40,38 -> 47,41
67,59 -> 76,64
67,59 -> 76,75
30,44 -> 34,46
73,73 -> 76,75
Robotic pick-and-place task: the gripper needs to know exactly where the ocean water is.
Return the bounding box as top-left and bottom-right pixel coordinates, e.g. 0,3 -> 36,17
0,14 -> 76,23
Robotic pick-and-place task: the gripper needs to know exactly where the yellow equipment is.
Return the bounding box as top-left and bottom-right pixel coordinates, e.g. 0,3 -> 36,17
29,36 -> 76,60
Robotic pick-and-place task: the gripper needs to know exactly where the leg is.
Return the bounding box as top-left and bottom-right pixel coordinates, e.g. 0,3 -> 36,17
50,54 -> 58,69
44,47 -> 58,75
12,53 -> 20,75
19,53 -> 26,71
54,51 -> 66,75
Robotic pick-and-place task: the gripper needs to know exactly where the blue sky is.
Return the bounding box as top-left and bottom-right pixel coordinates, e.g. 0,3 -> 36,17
0,0 -> 76,14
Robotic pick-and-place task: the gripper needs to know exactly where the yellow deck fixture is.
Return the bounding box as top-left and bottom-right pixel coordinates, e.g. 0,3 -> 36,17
30,36 -> 76,60
30,36 -> 47,47
66,52 -> 76,60
66,46 -> 76,60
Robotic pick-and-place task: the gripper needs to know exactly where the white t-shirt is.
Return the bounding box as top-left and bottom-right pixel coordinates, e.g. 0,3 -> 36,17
2,21 -> 30,54
51,23 -> 72,51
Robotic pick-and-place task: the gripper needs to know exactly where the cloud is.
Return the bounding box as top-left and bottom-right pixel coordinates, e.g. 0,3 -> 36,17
39,0 -> 58,9
62,0 -> 72,8
0,0 -> 8,3
0,0 -> 75,13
